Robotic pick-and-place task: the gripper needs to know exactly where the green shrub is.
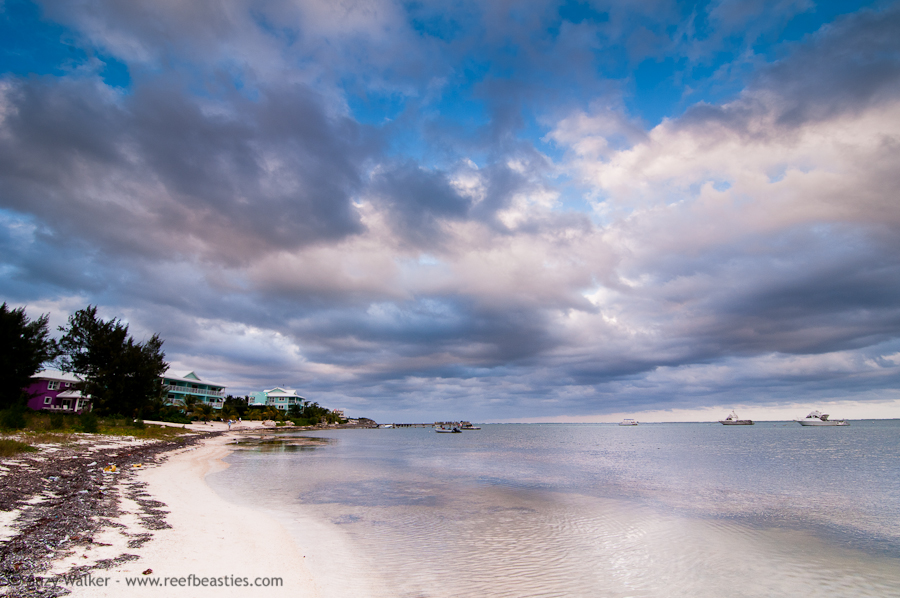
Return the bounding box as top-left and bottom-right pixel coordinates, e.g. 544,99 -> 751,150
0,438 -> 37,457
49,412 -> 65,430
146,408 -> 192,425
132,418 -> 145,429
0,406 -> 28,430
78,411 -> 99,433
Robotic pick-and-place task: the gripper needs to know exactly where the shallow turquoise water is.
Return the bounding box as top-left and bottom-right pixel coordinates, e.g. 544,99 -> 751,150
208,422 -> 900,597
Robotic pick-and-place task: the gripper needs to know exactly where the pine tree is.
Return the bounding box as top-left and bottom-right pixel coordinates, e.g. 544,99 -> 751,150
0,303 -> 58,409
57,306 -> 168,416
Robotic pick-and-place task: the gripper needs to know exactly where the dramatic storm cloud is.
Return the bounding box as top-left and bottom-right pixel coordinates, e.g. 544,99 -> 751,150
2,0 -> 899,421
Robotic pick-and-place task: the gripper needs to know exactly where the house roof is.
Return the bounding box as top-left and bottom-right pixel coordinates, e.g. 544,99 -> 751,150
31,370 -> 82,383
162,370 -> 226,389
264,387 -> 305,399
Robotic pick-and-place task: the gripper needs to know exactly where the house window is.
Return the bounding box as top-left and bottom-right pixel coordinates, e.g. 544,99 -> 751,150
62,400 -> 71,410
48,381 -> 60,390
44,396 -> 53,405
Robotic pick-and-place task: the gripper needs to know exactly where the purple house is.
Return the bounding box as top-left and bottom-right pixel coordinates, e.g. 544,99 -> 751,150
25,370 -> 93,414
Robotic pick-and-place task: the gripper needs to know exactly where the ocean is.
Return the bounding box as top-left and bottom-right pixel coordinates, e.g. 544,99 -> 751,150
207,421 -> 900,598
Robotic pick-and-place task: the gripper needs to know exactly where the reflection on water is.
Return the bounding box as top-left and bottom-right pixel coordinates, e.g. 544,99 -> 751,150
229,435 -> 332,453
209,423 -> 900,598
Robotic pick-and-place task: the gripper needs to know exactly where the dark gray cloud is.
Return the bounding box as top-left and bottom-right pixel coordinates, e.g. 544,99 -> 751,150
0,74 -> 375,265
370,163 -> 472,247
760,5 -> 900,125
676,3 -> 900,133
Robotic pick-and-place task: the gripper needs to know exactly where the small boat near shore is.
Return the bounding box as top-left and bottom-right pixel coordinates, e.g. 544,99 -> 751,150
719,411 -> 753,425
436,426 -> 462,433
459,421 -> 481,430
796,410 -> 849,426
618,418 -> 638,426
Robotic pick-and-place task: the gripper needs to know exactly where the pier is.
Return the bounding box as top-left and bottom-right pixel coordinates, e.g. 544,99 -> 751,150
385,421 -> 473,428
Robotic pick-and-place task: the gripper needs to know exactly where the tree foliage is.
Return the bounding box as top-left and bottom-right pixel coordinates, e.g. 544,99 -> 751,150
0,303 -> 58,410
288,400 -> 342,425
57,306 -> 168,416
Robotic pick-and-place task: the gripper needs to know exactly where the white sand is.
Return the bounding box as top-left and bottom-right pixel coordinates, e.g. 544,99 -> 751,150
65,434 -> 321,597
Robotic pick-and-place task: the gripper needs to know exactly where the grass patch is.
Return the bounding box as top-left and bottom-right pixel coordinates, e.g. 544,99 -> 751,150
5,411 -> 193,442
93,422 -> 190,440
0,438 -> 38,457
16,431 -> 78,445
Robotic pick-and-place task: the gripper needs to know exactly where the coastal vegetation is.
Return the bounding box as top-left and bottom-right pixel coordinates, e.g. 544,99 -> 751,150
0,438 -> 38,457
0,410 -> 190,440
2,302 -> 349,427
213,395 -> 345,426
57,305 -> 168,417
0,302 -> 59,410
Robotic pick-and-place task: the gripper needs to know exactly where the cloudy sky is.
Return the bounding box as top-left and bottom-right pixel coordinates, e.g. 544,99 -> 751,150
2,0 -> 900,422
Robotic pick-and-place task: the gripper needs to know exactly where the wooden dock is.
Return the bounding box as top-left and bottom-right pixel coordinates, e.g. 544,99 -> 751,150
388,421 -> 469,428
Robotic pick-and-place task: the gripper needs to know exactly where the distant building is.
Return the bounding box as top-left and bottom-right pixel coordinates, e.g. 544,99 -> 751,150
162,371 -> 226,410
24,370 -> 92,413
248,387 -> 306,411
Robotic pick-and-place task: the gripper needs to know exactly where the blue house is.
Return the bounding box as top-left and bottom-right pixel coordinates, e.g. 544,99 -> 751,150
248,387 -> 306,410
162,371 -> 226,410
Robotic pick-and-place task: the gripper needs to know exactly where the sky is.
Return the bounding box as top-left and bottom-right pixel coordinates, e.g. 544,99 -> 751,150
2,0 -> 900,423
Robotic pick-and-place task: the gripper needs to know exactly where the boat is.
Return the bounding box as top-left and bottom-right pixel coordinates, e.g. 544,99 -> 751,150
435,426 -> 461,433
719,411 -> 754,425
459,421 -> 481,430
618,418 -> 638,426
795,410 -> 849,426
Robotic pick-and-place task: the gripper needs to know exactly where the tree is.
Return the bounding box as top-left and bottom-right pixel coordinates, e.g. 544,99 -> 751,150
195,403 -> 214,422
57,306 -> 168,416
0,303 -> 58,409
181,395 -> 198,416
222,395 -> 249,418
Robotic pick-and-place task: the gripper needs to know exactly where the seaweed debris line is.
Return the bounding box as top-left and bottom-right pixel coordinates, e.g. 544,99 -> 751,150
0,433 -> 208,597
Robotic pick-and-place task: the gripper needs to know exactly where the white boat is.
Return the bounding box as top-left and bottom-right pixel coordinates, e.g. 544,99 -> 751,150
796,410 -> 849,426
459,421 -> 481,430
435,426 -> 462,433
719,411 -> 753,425
618,418 -> 638,426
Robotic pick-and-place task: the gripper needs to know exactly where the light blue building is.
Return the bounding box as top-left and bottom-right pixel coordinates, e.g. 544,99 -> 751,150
248,387 -> 306,410
162,371 -> 226,410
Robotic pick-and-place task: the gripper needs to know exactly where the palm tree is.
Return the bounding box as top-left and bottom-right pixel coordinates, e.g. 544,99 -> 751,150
181,395 -> 198,418
196,403 -> 214,422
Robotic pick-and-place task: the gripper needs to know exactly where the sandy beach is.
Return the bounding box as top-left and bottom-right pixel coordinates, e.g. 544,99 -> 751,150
1,423 -> 323,597
72,433 -> 317,596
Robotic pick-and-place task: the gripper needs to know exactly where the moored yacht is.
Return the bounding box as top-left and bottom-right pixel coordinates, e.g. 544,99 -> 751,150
618,418 -> 638,426
796,410 -> 849,426
719,411 -> 753,425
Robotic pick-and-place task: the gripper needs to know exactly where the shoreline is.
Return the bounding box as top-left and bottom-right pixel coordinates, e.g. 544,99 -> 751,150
0,425 -> 321,597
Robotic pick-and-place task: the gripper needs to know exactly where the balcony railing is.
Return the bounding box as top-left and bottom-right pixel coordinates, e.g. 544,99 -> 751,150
165,384 -> 225,398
